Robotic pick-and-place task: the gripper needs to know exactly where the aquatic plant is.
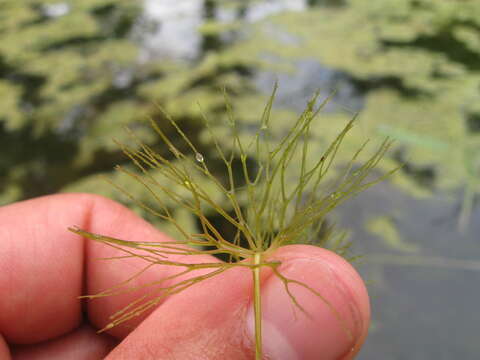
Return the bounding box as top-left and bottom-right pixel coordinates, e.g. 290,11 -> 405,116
69,86 -> 394,358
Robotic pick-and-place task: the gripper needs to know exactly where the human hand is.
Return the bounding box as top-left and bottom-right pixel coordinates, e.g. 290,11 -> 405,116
0,194 -> 370,359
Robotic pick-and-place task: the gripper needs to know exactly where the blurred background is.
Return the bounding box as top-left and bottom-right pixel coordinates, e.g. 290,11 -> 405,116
1,0 -> 480,358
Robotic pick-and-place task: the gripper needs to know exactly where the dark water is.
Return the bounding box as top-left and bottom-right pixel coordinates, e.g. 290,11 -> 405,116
255,58 -> 364,113
338,182 -> 480,360
141,1 -> 480,358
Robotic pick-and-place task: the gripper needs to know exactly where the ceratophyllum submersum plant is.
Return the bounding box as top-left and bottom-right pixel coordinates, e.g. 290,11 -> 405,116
69,85 -> 395,359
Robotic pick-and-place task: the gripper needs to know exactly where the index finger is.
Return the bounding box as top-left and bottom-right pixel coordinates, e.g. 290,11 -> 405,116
0,193 -> 214,344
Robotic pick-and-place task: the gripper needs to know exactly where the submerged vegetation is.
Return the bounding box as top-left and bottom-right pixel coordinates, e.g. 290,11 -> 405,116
69,87 -> 395,358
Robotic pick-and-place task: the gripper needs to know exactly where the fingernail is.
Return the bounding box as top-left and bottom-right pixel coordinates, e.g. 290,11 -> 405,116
246,257 -> 363,360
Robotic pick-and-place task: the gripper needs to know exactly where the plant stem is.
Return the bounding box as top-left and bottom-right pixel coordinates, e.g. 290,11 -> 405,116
253,252 -> 263,359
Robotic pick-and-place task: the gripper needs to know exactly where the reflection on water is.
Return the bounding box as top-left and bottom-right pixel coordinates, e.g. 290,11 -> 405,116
242,0 -> 307,22
141,0 -> 361,111
139,0 -> 204,61
140,0 -> 307,61
40,2 -> 70,18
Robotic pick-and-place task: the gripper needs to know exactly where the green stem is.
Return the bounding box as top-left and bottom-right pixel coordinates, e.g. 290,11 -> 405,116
253,252 -> 263,359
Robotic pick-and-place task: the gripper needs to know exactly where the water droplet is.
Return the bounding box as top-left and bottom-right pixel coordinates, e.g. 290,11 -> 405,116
330,192 -> 339,200
195,153 -> 204,162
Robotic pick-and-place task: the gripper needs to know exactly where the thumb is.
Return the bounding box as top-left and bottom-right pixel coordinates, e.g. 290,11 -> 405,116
249,245 -> 370,360
106,245 -> 369,360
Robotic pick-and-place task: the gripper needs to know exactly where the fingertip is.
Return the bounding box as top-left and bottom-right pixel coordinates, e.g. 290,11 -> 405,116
248,245 -> 370,360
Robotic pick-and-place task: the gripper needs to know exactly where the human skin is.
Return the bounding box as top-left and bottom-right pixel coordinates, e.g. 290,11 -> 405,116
0,193 -> 370,359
